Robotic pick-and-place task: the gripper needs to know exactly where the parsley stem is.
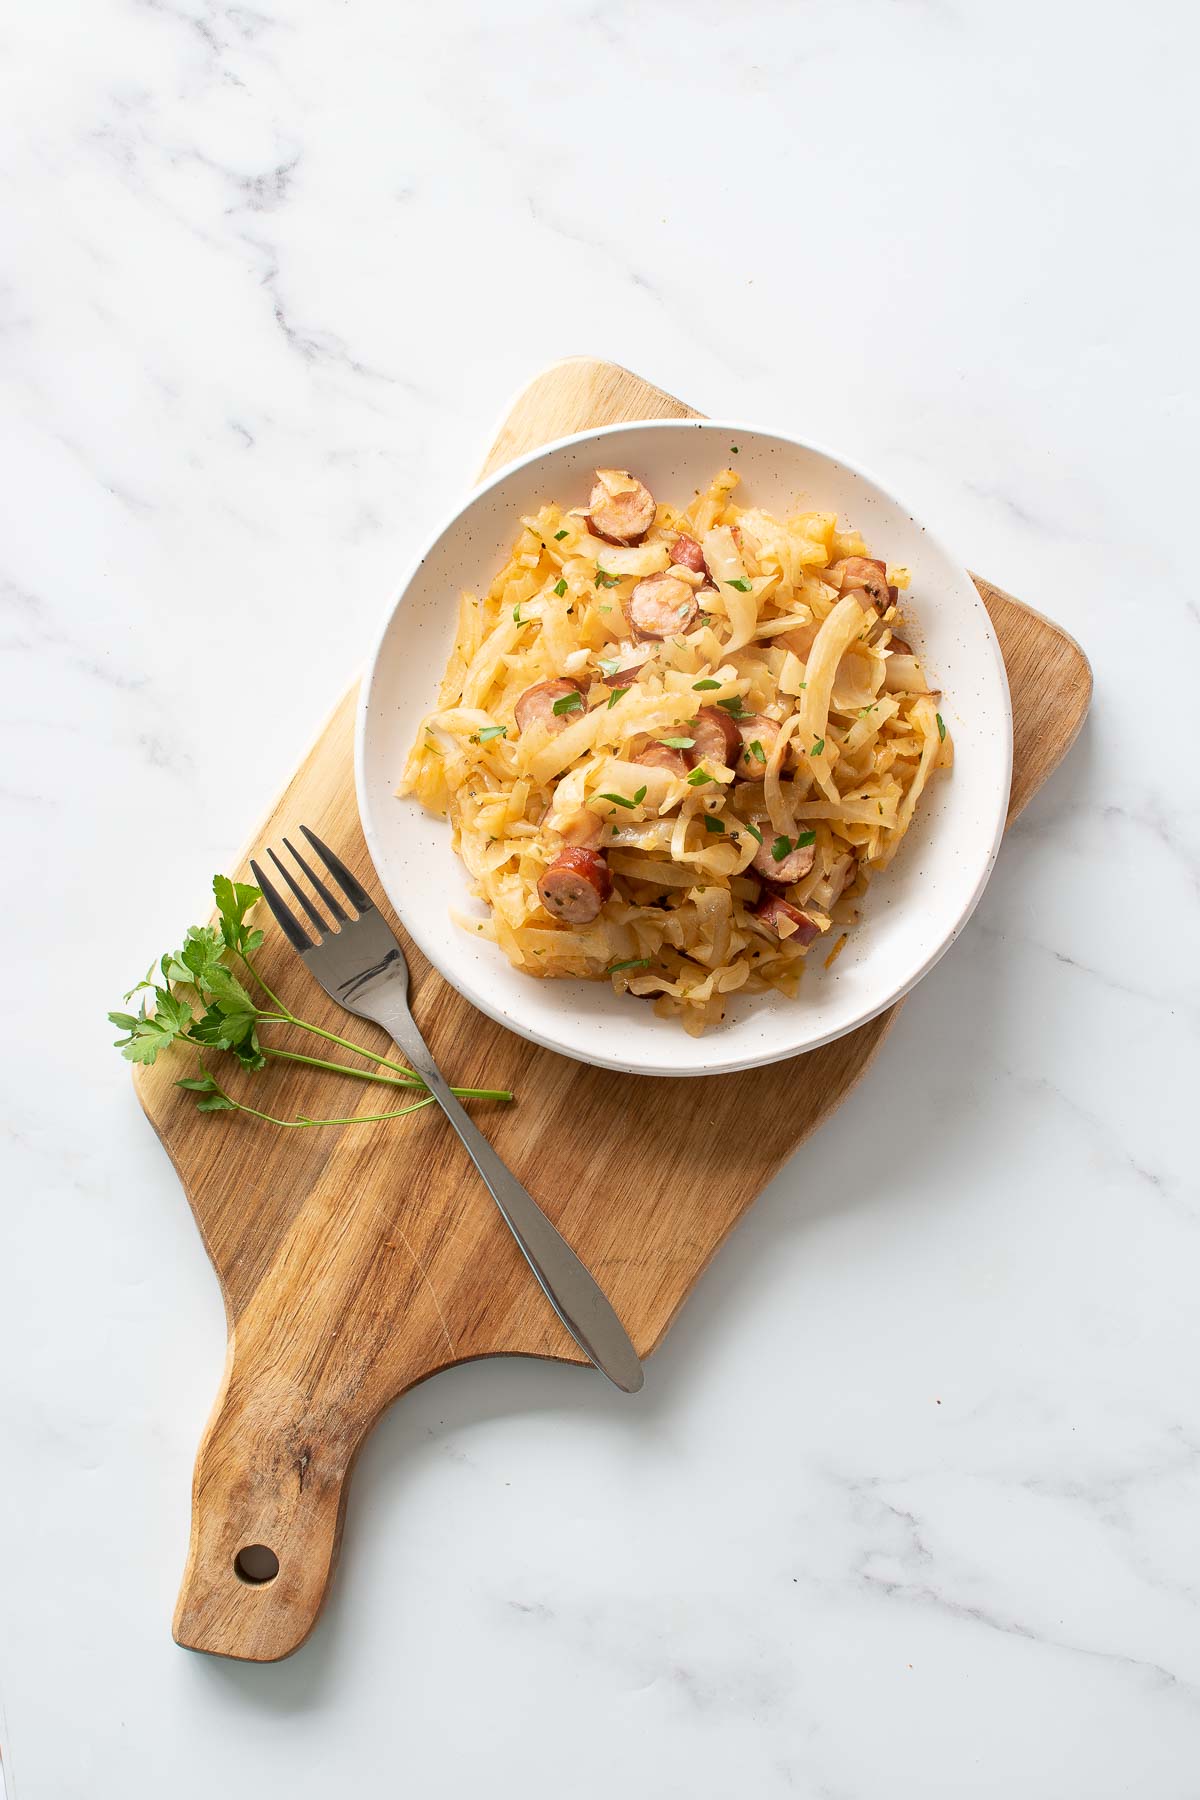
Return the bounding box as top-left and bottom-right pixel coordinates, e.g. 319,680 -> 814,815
221,1091 -> 438,1130
258,1015 -> 428,1081
239,952 -> 288,1014
260,1046 -> 513,1103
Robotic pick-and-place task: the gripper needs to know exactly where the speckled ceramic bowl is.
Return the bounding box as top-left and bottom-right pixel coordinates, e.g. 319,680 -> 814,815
356,420 -> 1012,1077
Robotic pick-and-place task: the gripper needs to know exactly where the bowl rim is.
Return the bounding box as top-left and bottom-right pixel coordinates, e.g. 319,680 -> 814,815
354,416 -> 1013,1076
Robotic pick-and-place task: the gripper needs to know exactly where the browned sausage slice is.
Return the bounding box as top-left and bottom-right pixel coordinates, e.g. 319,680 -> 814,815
634,742 -> 690,778
828,556 -> 889,612
751,833 -> 816,885
514,678 -> 586,736
753,893 -> 820,944
587,469 -> 656,546
537,847 -> 613,924
627,573 -> 699,640
669,534 -> 709,577
600,660 -> 649,688
733,713 -> 781,779
690,706 -> 740,767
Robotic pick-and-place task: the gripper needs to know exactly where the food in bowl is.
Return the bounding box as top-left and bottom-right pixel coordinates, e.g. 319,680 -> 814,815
399,466 -> 953,1035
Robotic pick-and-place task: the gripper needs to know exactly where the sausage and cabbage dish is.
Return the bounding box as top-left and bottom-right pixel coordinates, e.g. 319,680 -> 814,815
399,466 -> 953,1035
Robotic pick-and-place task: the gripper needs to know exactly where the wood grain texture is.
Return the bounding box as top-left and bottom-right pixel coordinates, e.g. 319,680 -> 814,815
135,358 -> 1092,1662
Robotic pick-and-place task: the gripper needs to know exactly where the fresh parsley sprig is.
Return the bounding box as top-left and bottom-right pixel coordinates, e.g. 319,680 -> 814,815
110,877 -> 512,1126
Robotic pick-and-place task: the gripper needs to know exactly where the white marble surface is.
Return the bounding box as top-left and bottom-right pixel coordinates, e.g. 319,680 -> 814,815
2,1 -> 1197,1794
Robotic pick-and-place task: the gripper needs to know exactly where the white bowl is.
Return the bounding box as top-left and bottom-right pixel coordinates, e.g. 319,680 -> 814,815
356,420 -> 1012,1078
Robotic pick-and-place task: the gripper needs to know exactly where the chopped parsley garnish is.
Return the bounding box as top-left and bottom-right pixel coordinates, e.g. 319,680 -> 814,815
811,737 -> 826,756
936,712 -> 947,741
608,957 -> 652,974
718,695 -> 747,717
859,705 -> 875,718
606,686 -> 630,709
552,691 -> 583,717
770,836 -> 793,862
703,815 -> 725,833
730,444 -> 740,454
553,578 -> 567,597
686,768 -> 713,786
744,822 -> 763,844
795,829 -> 817,847
594,569 -> 622,588
693,678 -> 721,691
599,657 -> 621,675
553,528 -> 569,540
599,792 -> 637,808
662,736 -> 695,749
512,604 -> 523,624
725,578 -> 752,593
749,739 -> 767,763
634,785 -> 647,804
477,725 -> 507,743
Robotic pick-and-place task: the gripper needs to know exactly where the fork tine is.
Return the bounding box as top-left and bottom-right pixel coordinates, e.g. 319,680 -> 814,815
299,824 -> 375,914
249,858 -> 313,951
283,836 -> 349,925
268,847 -> 330,935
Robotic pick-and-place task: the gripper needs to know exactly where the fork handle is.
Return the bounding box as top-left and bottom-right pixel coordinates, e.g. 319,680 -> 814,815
374,1004 -> 644,1393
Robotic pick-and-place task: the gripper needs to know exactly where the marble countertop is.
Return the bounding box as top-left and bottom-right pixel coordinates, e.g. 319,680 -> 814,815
3,1 -> 1197,1795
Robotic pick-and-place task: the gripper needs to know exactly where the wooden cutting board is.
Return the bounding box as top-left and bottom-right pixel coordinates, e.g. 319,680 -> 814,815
136,358 -> 1092,1662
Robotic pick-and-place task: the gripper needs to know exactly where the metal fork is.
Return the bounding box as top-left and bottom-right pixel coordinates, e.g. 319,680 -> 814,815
248,826 -> 644,1394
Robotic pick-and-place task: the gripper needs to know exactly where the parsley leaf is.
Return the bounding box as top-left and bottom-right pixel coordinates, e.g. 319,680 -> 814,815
600,791 -> 637,808
634,785 -> 647,804
553,528 -> 569,540
553,578 -> 567,597
608,957 -> 652,974
552,691 -> 583,716
811,737 -> 826,756
512,604 -> 523,624
936,712 -> 947,741
725,578 -> 752,592
744,822 -> 764,845
704,815 -> 725,833
599,657 -> 621,676
749,739 -> 767,763
718,695 -> 747,717
686,768 -> 713,786
594,569 -> 622,588
795,829 -> 817,847
770,836 -> 793,862
606,686 -> 629,709
661,736 -> 695,749
477,724 -> 507,742
693,678 -> 721,691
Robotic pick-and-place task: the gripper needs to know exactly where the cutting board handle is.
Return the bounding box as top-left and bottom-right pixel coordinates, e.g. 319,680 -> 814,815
172,1354 -> 356,1662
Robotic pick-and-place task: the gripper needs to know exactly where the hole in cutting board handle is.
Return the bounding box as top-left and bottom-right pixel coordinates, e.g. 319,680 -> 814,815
233,1544 -> 279,1584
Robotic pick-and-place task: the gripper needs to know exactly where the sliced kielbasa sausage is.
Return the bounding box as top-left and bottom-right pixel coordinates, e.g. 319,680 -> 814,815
690,706 -> 740,767
669,534 -> 709,577
751,833 -> 816,885
537,847 -> 613,924
732,713 -> 781,779
600,660 -> 649,688
827,556 -> 889,612
587,469 -> 656,546
514,678 -> 586,736
634,742 -> 690,778
627,573 -> 699,640
753,893 -> 820,944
